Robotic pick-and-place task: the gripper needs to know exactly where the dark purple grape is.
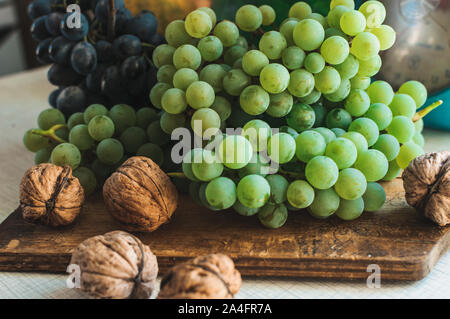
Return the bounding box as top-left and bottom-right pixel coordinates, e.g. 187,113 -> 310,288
101,65 -> 123,95
86,64 -> 107,92
36,38 -> 53,64
31,16 -> 51,42
115,8 -> 133,35
49,36 -> 75,65
112,35 -> 142,60
125,11 -> 158,43
147,65 -> 158,89
151,33 -> 165,46
120,56 -> 147,80
49,88 -> 63,108
94,0 -> 125,23
71,42 -> 98,75
28,0 -> 51,20
95,40 -> 115,63
47,64 -> 84,86
45,12 -> 64,36
60,13 -> 89,41
127,72 -> 147,96
56,86 -> 87,115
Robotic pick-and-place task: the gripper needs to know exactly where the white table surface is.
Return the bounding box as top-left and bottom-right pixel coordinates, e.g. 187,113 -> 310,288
0,68 -> 449,299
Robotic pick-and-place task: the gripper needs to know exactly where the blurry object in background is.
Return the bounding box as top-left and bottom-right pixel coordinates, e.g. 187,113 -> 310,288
14,0 -> 39,70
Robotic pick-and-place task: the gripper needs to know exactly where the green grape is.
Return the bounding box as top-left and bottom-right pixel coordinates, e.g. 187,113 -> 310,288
233,200 -> 260,216
267,91 -> 294,118
366,80 -> 394,105
362,182 -> 386,212
370,24 -> 395,50
120,126 -> 147,154
164,20 -> 192,48
233,58 -> 243,70
354,149 -> 388,181
288,69 -> 315,98
219,135 -> 253,169
287,180 -> 314,208
227,105 -> 256,128
237,174 -> 271,208
326,108 -> 352,130
161,88 -> 187,114
147,121 -> 170,146
240,85 -> 270,115
38,108 -> 65,130
191,149 -> 223,181
96,138 -> 124,165
185,9 -> 212,38
382,159 -> 401,181
345,89 -> 370,116
293,19 -> 325,51
268,133 -> 296,164
350,75 -> 370,90
295,130 -> 326,162
182,148 -> 203,182
334,54 -> 359,79
191,108 -> 221,139
340,10 -> 366,36
372,134 -> 400,161
50,143 -> 81,169
242,50 -> 269,76
389,93 -> 417,118
68,112 -> 84,130
91,159 -> 113,184
348,117 -> 379,146
325,137 -> 357,169
331,0 -> 355,10
235,4 -> 262,32
197,36 -> 223,62
396,142 -> 424,169
364,103 -> 392,131
224,45 -> 247,66
307,13 -> 327,27
334,167 -> 367,200
280,20 -> 298,46
415,118 -> 424,133
359,0 -> 386,28
173,44 -> 202,70
289,1 -> 312,19
327,5 -> 350,29
109,104 -> 136,135
282,46 -> 305,70
308,188 -> 340,219
324,27 -> 349,40
136,107 -> 158,130
34,146 -> 53,164
286,103 -> 315,132
156,66 -> 176,86
259,63 -> 290,94
311,103 -> 327,127
160,112 -> 187,135
259,5 -> 276,25
341,131 -> 368,155
136,143 -> 164,166
258,203 -> 288,229
259,31 -> 287,60
210,96 -> 232,121
223,69 -> 251,96
266,174 -> 289,204
331,127 -> 346,137
205,177 -> 237,209
69,124 -> 94,151
152,44 -> 176,67
387,116 -> 415,143
213,20 -> 239,47
199,183 -> 221,210
73,167 -> 97,196
239,153 -> 271,178
351,32 -> 380,61
242,119 -> 271,152
398,80 -> 428,108
357,54 -> 381,77
320,36 -> 349,65
335,197 -> 364,220
23,129 -> 50,152
313,127 -> 336,144
198,7 -> 217,26
189,181 -> 203,204
149,82 -> 172,109
298,89 -> 322,104
314,66 -> 341,94
280,125 -> 299,138
413,131 -> 425,147
172,68 -> 198,91
55,126 -> 69,141
87,115 -> 114,141
305,156 -> 339,189
323,78 -> 351,102
186,81 -> 215,109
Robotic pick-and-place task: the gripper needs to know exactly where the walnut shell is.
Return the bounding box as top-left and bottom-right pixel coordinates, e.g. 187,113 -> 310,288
402,151 -> 450,226
70,231 -> 158,299
158,254 -> 242,299
103,156 -> 178,232
19,163 -> 84,227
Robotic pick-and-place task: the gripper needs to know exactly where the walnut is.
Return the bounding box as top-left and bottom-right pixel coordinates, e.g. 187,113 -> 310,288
103,156 -> 178,232
158,254 -> 242,299
402,151 -> 450,226
70,231 -> 158,299
19,163 -> 84,227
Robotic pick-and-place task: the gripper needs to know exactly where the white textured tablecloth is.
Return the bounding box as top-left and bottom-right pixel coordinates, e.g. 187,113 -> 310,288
0,69 -> 449,299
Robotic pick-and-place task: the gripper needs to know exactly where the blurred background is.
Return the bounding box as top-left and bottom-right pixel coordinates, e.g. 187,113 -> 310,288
1,0 -> 449,127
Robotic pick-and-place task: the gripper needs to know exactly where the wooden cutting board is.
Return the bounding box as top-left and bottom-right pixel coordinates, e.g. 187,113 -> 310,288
0,178 -> 448,281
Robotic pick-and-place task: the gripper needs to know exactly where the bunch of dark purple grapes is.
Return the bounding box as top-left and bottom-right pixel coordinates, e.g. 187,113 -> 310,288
29,0 -> 162,117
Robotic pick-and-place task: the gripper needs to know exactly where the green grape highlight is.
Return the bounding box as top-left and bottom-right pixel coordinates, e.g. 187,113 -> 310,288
340,10 -> 366,36
185,9 -> 213,38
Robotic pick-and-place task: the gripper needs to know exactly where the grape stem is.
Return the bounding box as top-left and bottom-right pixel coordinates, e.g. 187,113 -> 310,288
31,124 -> 68,144
167,172 -> 186,178
142,42 -> 156,49
107,0 -> 117,42
413,100 -> 443,122
279,169 -> 304,179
